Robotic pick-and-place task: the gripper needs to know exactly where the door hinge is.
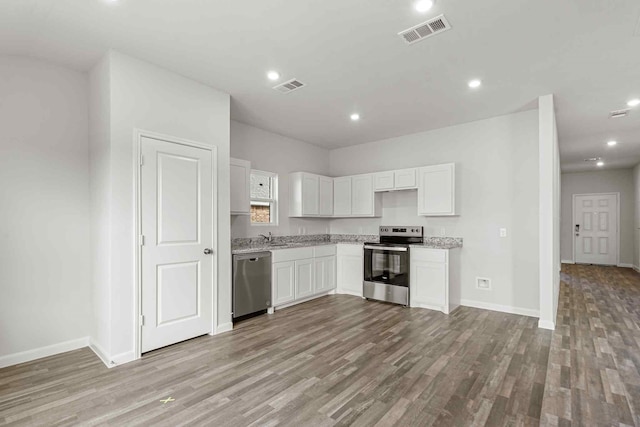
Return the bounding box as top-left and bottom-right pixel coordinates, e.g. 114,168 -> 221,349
139,155 -> 144,166
140,315 -> 145,326
139,235 -> 145,246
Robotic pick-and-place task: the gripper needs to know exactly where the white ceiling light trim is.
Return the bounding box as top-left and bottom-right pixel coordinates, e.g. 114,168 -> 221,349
597,161 -> 604,167
415,0 -> 434,13
350,113 -> 360,121
267,71 -> 280,81
607,140 -> 617,146
627,98 -> 640,107
468,79 -> 482,88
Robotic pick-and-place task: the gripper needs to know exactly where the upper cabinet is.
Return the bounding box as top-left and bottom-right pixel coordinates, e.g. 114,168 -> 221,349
334,174 -> 381,217
230,158 -> 251,215
289,172 -> 333,217
288,163 -> 455,218
374,168 -> 417,192
417,163 -> 457,216
333,176 -> 352,216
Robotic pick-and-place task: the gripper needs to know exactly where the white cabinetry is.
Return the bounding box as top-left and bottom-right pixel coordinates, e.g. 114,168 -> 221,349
333,175 -> 381,217
410,247 -> 460,314
333,176 -> 352,216
374,168 -> 417,192
272,261 -> 295,306
289,172 -> 333,217
230,158 -> 251,215
417,163 -> 456,216
295,258 -> 314,299
337,244 -> 363,296
271,245 -> 337,309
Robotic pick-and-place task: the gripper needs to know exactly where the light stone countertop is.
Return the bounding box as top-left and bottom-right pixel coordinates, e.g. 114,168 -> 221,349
231,235 -> 463,255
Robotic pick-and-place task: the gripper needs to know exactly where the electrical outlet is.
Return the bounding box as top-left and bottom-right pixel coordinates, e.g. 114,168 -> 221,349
476,277 -> 492,290
500,228 -> 507,238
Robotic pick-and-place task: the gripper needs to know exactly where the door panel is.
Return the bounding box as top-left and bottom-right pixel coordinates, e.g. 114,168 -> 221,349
273,261 -> 295,305
574,194 -> 617,265
334,177 -> 352,216
141,136 -> 214,353
295,259 -> 314,299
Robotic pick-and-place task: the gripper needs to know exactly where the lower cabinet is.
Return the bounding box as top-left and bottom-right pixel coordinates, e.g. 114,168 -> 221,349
410,247 -> 461,314
314,255 -> 336,293
272,245 -> 337,309
295,258 -> 315,299
272,261 -> 295,306
337,244 -> 363,296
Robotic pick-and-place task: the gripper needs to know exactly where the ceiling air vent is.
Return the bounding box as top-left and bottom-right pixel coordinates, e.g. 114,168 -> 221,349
398,14 -> 452,45
609,109 -> 630,119
273,78 -> 306,94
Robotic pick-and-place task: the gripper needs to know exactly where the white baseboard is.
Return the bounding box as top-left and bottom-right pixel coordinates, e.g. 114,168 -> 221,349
634,265 -> 640,273
89,339 -> 112,368
459,299 -> 540,318
538,319 -> 556,330
561,259 -> 575,264
111,351 -> 135,366
216,322 -> 233,334
617,263 -> 634,268
336,290 -> 363,298
0,337 -> 90,369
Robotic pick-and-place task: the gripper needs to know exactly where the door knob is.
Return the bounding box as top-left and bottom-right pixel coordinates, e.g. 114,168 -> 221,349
204,248 -> 213,255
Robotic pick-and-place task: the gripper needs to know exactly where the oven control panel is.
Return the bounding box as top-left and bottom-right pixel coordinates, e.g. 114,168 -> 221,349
379,226 -> 423,237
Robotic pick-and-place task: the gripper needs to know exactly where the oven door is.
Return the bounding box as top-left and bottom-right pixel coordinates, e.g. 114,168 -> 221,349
363,245 -> 409,287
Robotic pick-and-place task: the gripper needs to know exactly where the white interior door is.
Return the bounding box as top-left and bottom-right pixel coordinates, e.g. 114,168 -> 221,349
141,136 -> 214,353
574,193 -> 617,265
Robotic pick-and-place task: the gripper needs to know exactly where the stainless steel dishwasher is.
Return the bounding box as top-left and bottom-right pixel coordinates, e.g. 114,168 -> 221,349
232,252 -> 272,321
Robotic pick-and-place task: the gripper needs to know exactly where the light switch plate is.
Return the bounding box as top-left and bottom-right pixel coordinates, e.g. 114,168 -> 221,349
500,228 -> 507,238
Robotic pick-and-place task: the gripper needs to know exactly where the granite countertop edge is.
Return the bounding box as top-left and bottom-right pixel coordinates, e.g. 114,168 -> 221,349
232,239 -> 463,254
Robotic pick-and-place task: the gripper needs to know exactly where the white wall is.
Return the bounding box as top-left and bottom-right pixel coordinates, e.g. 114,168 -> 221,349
90,51 -> 231,363
329,110 -> 540,315
230,120 -> 331,238
0,56 -> 91,360
560,169 -> 635,265
635,164 -> 640,270
538,94 -> 560,331
89,54 -> 112,358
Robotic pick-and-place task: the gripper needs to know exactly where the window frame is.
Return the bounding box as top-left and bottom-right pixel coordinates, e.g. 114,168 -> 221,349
250,169 -> 279,226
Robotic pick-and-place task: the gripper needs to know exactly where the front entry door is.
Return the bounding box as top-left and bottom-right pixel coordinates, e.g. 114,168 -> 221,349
574,193 -> 617,265
140,136 -> 214,353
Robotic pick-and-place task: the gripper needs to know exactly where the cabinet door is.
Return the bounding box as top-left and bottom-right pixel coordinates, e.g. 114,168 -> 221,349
333,177 -> 352,216
273,261 -> 295,306
338,255 -> 363,295
230,158 -> 250,214
319,176 -> 334,216
301,174 -> 319,216
417,163 -> 455,216
352,175 -> 374,216
411,260 -> 447,309
395,169 -> 417,189
295,258 -> 314,299
314,256 -> 336,293
374,171 -> 394,191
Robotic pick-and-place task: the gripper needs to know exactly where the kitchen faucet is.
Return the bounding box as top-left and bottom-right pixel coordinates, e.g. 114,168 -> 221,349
259,232 -> 273,243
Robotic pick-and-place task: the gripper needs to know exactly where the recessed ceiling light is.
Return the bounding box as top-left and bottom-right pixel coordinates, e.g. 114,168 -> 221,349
267,71 -> 280,81
607,140 -> 617,146
468,79 -> 482,88
597,161 -> 604,167
415,0 -> 434,13
350,113 -> 360,121
627,98 -> 640,107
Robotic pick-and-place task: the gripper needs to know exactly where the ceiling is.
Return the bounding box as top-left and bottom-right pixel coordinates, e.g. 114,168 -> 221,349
1,0 -> 639,170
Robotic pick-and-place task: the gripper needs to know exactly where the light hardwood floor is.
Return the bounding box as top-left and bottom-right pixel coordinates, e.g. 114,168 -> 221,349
1,264 -> 638,426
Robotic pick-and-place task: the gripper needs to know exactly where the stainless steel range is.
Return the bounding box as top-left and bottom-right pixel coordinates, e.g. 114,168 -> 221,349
363,226 -> 423,306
